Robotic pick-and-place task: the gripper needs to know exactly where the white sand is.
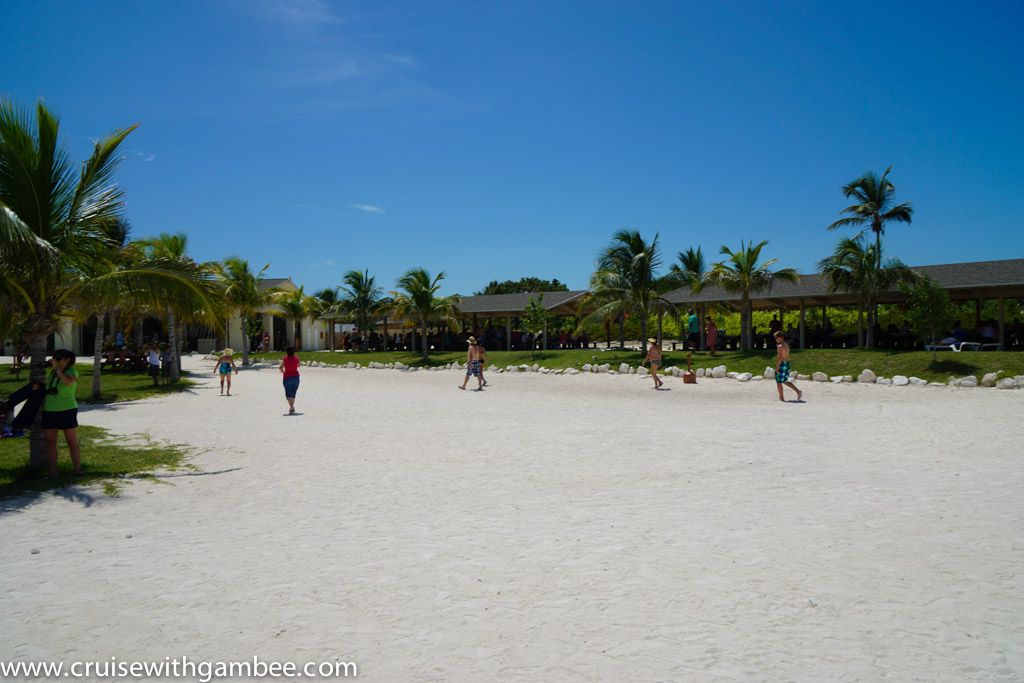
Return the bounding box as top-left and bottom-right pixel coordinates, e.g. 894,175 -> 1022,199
2,357 -> 1023,681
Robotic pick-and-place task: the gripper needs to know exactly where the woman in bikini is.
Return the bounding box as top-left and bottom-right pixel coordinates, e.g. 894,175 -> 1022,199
643,338 -> 664,389
215,348 -> 238,395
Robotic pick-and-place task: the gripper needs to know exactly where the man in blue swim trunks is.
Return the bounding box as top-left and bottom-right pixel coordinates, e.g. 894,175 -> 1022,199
458,337 -> 486,391
774,331 -> 803,402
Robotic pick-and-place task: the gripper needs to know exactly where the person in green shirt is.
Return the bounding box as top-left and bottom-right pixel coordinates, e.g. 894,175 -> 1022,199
42,349 -> 81,478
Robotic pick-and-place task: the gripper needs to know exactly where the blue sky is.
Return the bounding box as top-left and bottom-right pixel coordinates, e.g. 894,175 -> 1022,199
2,0 -> 1022,295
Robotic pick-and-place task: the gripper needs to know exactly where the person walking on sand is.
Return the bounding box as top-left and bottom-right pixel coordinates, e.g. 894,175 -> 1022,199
643,338 -> 664,389
146,343 -> 161,387
216,348 -> 238,395
279,346 -> 301,414
459,337 -> 485,391
705,315 -> 718,357
774,331 -> 803,402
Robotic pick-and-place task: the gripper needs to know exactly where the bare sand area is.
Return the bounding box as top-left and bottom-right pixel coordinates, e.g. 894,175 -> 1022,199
2,356 -> 1023,681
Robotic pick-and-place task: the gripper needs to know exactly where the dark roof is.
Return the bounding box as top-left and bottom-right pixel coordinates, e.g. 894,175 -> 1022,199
664,258 -> 1024,309
456,290 -> 590,316
258,277 -> 297,291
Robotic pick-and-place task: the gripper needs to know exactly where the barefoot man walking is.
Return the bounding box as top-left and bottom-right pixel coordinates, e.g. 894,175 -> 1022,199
459,336 -> 486,391
774,330 -> 803,402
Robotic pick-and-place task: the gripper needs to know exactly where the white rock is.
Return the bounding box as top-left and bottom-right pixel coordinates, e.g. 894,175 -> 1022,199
830,376 -> 844,384
877,377 -> 892,385
581,363 -> 592,373
958,375 -> 978,387
530,364 -> 539,372
763,367 -> 775,379
345,362 -> 356,369
667,366 -> 680,377
812,371 -> 828,382
408,366 -> 418,372
1015,375 -> 1024,384
996,378 -> 1019,390
752,376 -> 763,381
726,371 -> 738,379
712,365 -> 727,378
736,372 -> 753,382
452,361 -> 461,369
696,368 -> 706,378
892,375 -> 910,386
858,369 -> 876,383
385,363 -> 394,369
597,363 -> 610,373
394,362 -> 407,370
619,363 -> 631,374
541,367 -> 550,374
842,375 -> 853,383
564,368 -> 580,375
628,367 -> 636,374
636,366 -> 648,376
909,376 -> 927,386
929,381 -> 946,386
981,372 -> 1001,387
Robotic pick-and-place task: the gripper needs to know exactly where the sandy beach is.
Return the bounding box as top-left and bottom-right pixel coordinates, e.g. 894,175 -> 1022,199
2,356 -> 1022,681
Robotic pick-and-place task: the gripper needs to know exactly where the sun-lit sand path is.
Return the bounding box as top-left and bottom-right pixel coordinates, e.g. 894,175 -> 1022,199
2,356 -> 1022,681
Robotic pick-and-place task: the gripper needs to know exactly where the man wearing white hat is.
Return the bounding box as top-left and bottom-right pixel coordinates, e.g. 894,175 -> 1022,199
458,337 -> 486,391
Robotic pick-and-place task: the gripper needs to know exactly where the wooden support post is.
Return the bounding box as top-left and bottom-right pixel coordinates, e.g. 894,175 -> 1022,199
506,316 -> 512,351
799,299 -> 806,349
999,298 -> 1006,348
543,320 -> 548,350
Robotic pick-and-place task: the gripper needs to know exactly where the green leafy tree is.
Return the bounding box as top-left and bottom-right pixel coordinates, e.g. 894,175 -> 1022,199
217,257 -> 273,365
340,269 -> 384,351
310,287 -> 342,352
707,240 -> 799,351
579,230 -> 675,354
275,286 -> 313,350
901,274 -> 955,361
477,277 -> 569,295
828,166 -> 913,271
389,268 -> 461,361
0,99 -> 227,471
819,237 -> 915,348
522,294 -> 552,358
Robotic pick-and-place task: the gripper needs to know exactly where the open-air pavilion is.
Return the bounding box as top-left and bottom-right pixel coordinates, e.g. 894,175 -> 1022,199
663,258 -> 1024,350
455,290 -> 590,350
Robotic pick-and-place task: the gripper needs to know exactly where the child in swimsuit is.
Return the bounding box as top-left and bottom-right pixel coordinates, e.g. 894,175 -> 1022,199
774,331 -> 802,402
644,338 -> 664,389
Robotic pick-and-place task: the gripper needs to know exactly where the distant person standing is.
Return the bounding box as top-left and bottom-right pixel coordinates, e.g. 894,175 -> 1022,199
687,309 -> 700,350
262,330 -> 271,353
643,338 -> 664,389
279,346 -> 301,415
705,315 -> 718,357
216,348 -> 238,396
146,344 -> 161,387
774,331 -> 803,403
459,337 -> 485,391
43,349 -> 81,478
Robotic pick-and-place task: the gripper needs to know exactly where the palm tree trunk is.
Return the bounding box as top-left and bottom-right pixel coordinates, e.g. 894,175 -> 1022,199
92,313 -> 105,400
857,305 -> 864,347
28,332 -> 49,473
866,305 -> 875,349
656,311 -> 663,348
382,317 -> 388,351
743,300 -> 753,351
241,314 -> 250,365
618,315 -> 625,349
698,304 -> 706,350
640,316 -> 648,354
167,310 -> 180,382
175,322 -> 184,373
421,316 -> 428,361
135,315 -> 144,348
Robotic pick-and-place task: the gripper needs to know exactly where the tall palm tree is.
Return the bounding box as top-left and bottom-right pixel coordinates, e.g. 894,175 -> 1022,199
217,257 -> 272,365
275,286 -> 312,350
136,231 -> 201,382
389,268 -> 460,361
669,246 -> 707,348
828,166 -> 913,271
706,240 -> 799,351
0,99 -> 217,470
580,230 -> 674,353
310,287 -> 341,352
819,237 -> 915,348
340,269 -> 384,351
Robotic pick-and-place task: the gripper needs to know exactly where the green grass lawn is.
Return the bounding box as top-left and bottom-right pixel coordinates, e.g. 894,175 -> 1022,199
0,364 -> 195,501
0,364 -> 194,404
0,425 -> 191,500
255,347 -> 1024,383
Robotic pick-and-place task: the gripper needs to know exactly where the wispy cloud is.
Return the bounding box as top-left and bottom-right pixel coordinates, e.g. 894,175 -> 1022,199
293,203 -> 340,214
351,203 -> 385,214
266,0 -> 341,26
309,258 -> 336,269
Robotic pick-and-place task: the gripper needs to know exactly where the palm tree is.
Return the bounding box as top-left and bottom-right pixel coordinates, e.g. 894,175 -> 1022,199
217,257 -> 272,365
828,166 -> 913,271
1,99 -> 217,470
669,246 -> 707,348
275,286 -> 312,350
579,230 -> 674,353
136,231 -> 202,382
310,287 -> 341,352
389,268 -> 460,361
340,269 -> 384,351
819,237 -> 915,348
707,240 -> 799,351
